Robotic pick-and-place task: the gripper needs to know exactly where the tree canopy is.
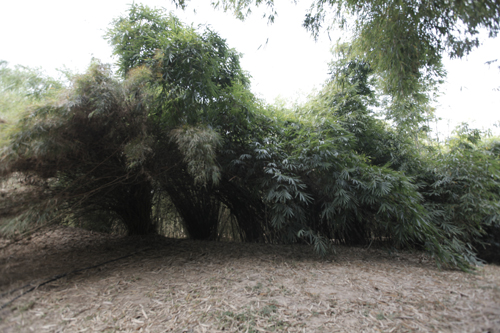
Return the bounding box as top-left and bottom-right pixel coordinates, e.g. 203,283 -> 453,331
1,4 -> 500,269
202,0 -> 499,129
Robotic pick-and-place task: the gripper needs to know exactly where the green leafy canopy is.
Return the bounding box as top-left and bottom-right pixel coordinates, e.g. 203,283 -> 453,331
2,4 -> 500,270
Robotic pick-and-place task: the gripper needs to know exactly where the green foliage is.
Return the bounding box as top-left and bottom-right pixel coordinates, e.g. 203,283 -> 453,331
418,125 -> 500,265
0,61 -> 61,100
212,0 -> 499,82
171,125 -> 222,185
106,4 -> 249,127
104,4 -> 258,240
203,0 -> 498,129
1,61 -> 156,236
3,4 -> 499,270
0,61 -> 62,144
208,62 -> 471,268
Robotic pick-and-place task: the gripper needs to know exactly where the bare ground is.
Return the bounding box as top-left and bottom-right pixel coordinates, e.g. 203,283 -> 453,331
0,227 -> 499,332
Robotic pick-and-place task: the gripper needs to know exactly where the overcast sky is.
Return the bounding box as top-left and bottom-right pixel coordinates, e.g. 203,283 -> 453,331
1,0 -> 499,137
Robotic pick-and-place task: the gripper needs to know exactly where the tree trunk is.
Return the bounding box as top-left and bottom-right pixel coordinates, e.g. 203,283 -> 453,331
163,169 -> 220,240
116,181 -> 156,235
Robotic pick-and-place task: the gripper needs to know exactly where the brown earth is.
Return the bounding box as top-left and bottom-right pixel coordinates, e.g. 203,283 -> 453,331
0,226 -> 499,332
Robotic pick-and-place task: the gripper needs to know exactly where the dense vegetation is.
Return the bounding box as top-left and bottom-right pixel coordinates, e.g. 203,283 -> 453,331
1,4 -> 499,269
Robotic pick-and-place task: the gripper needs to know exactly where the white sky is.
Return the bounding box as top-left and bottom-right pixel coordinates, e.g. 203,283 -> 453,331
1,0 -> 499,137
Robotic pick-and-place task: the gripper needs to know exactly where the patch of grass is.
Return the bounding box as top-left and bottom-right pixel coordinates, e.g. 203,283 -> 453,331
218,309 -> 257,332
217,303 -> 288,332
267,319 -> 291,331
259,304 -> 277,316
245,282 -> 264,294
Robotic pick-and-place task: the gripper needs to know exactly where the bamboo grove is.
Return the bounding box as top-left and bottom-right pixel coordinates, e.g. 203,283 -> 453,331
1,4 -> 499,269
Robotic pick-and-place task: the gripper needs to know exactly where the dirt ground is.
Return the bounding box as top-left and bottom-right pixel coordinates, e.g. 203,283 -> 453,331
0,226 -> 499,332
